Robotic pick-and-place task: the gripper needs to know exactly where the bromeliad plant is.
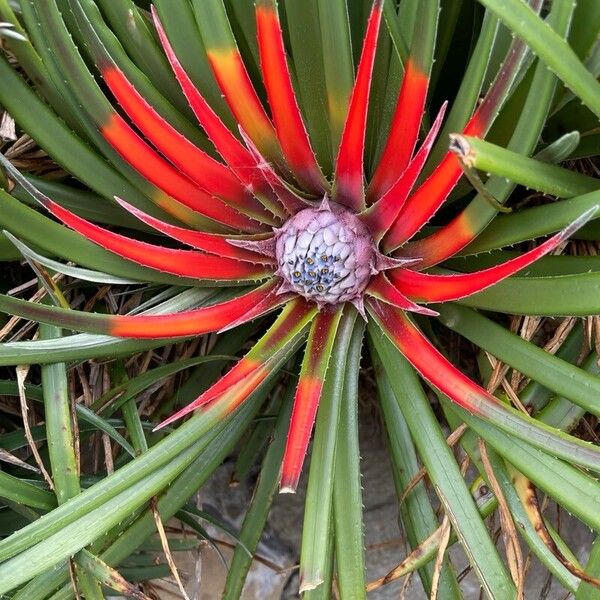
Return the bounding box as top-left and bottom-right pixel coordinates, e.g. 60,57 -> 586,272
0,0 -> 599,597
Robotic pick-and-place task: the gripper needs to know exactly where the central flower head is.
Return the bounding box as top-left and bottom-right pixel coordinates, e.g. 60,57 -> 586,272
274,198 -> 375,307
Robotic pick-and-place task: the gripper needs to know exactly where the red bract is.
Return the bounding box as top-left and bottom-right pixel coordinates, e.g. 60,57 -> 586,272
0,0 -> 593,495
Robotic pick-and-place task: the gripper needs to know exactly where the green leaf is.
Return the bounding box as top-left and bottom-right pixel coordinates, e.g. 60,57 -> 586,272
75,405 -> 135,458
437,304 -> 600,418
93,0 -> 193,116
10,379 -> 273,600
302,526 -> 335,600
4,232 -> 140,285
17,329 -> 263,600
365,16 -> 394,172
0,391 -> 241,562
283,0 -> 333,174
0,472 -> 56,511
120,395 -> 148,455
39,323 -> 80,503
536,351 -> 598,431
0,189 -> 198,286
68,0 -> 213,151
577,536 -> 600,600
222,381 -> 295,599
370,324 -> 515,599
94,354 -> 238,416
451,134 -> 599,198
0,378 -> 275,595
441,409 -> 580,592
179,504 -> 251,558
152,0 -> 234,127
462,190 -> 600,254
382,0 -> 409,64
16,176 -> 151,231
567,133 -> 600,160
370,305 -> 600,474
316,0 -> 354,155
73,550 -> 143,599
446,401 -> 600,533
0,0 -> 87,136
568,0 -> 600,60
0,332 -> 166,367
446,251 -> 600,276
224,0 -> 261,79
333,321 -> 367,599
458,271 -> 600,316
535,131 -> 581,163
299,308 -> 361,593
0,380 -> 43,401
29,0 -> 215,230
230,394 -> 278,483
477,0 -> 600,117
0,53 -> 172,224
426,0 -> 576,258
0,442 -> 199,592
0,308 -> 297,571
425,9 -> 499,174
373,351 -> 460,597
397,0 -> 420,50
429,0 -> 462,95
0,288 -> 221,366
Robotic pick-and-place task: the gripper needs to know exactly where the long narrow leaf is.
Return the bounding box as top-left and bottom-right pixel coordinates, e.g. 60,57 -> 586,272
299,309 -> 361,592
369,325 -> 514,598
369,300 -> 600,472
479,0 -> 600,117
280,308 -> 343,492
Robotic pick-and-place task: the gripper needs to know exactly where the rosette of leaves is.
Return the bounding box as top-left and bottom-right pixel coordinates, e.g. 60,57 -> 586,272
0,0 -> 599,598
